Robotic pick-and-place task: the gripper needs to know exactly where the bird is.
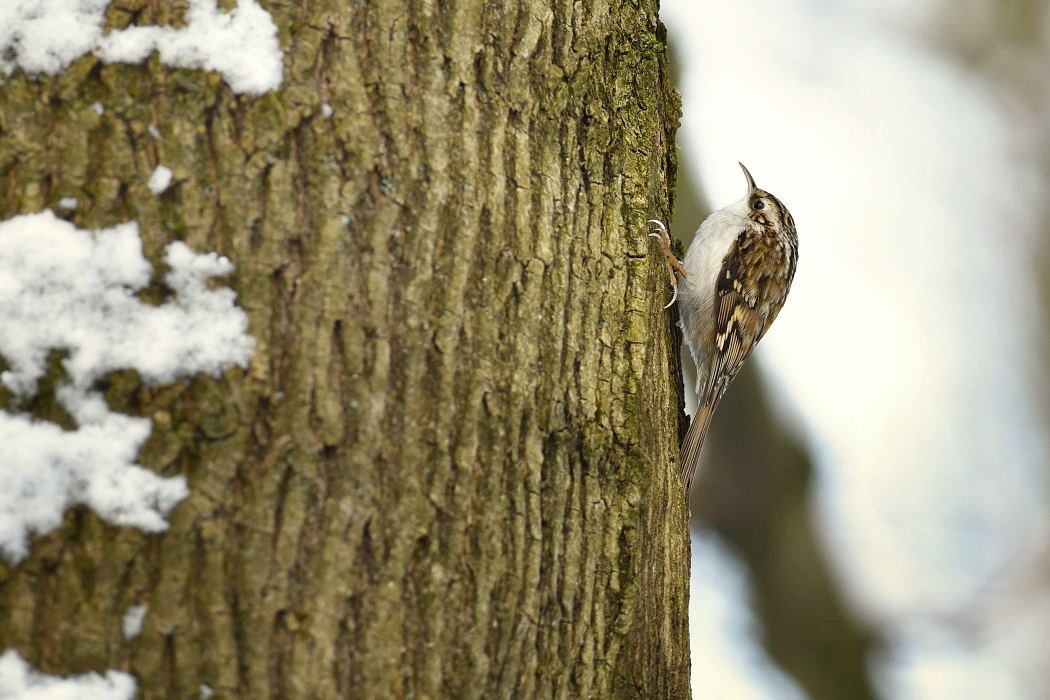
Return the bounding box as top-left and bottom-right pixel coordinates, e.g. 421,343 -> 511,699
649,163 -> 798,495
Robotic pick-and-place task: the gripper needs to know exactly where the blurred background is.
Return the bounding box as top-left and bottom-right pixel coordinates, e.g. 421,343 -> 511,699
659,0 -> 1050,698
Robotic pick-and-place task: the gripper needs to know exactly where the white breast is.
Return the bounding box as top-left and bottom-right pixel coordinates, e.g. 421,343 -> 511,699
678,197 -> 750,395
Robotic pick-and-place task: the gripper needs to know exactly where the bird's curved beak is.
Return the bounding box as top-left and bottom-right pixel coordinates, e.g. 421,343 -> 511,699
739,162 -> 757,193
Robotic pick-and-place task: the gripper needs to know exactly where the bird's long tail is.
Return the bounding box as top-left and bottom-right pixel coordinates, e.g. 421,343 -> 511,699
680,400 -> 716,495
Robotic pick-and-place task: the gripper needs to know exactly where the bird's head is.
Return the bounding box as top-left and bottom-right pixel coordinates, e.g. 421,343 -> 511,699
738,162 -> 796,235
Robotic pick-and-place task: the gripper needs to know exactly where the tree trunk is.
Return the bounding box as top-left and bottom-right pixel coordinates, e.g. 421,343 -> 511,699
0,0 -> 688,697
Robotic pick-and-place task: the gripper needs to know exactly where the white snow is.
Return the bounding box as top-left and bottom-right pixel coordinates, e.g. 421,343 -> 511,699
0,408 -> 185,564
0,0 -> 110,76
663,0 -> 1049,696
121,605 -> 147,640
0,0 -> 282,95
0,210 -> 254,563
199,684 -> 214,700
146,165 -> 173,195
0,649 -> 136,700
56,197 -> 77,211
89,101 -> 103,116
320,103 -> 333,119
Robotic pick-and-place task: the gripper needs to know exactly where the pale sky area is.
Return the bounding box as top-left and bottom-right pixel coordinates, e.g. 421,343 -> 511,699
662,0 -> 1050,697
689,530 -> 809,700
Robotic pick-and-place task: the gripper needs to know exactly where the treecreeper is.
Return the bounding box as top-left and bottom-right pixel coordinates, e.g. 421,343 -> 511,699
650,163 -> 799,494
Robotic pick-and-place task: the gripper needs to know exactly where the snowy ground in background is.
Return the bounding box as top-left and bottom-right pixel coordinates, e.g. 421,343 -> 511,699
664,0 -> 1050,697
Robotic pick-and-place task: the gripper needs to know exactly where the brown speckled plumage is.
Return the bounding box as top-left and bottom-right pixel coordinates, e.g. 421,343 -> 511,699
651,163 -> 798,495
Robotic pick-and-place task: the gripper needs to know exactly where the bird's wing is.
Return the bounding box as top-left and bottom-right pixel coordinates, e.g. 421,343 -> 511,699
680,233 -> 771,494
706,233 -> 770,405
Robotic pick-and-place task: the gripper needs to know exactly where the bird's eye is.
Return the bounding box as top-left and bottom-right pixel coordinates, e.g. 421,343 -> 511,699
753,200 -> 765,211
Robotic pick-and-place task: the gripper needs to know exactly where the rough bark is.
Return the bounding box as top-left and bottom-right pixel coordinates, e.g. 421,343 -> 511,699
0,0 -> 689,698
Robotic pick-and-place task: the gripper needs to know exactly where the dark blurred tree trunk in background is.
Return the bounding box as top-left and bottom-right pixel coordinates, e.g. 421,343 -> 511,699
695,364 -> 878,700
0,0 -> 690,698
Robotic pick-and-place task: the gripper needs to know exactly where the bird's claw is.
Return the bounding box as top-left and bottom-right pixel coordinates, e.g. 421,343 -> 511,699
647,219 -> 685,309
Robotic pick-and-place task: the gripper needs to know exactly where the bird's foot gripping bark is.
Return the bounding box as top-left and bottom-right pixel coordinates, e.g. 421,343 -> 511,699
647,219 -> 686,309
